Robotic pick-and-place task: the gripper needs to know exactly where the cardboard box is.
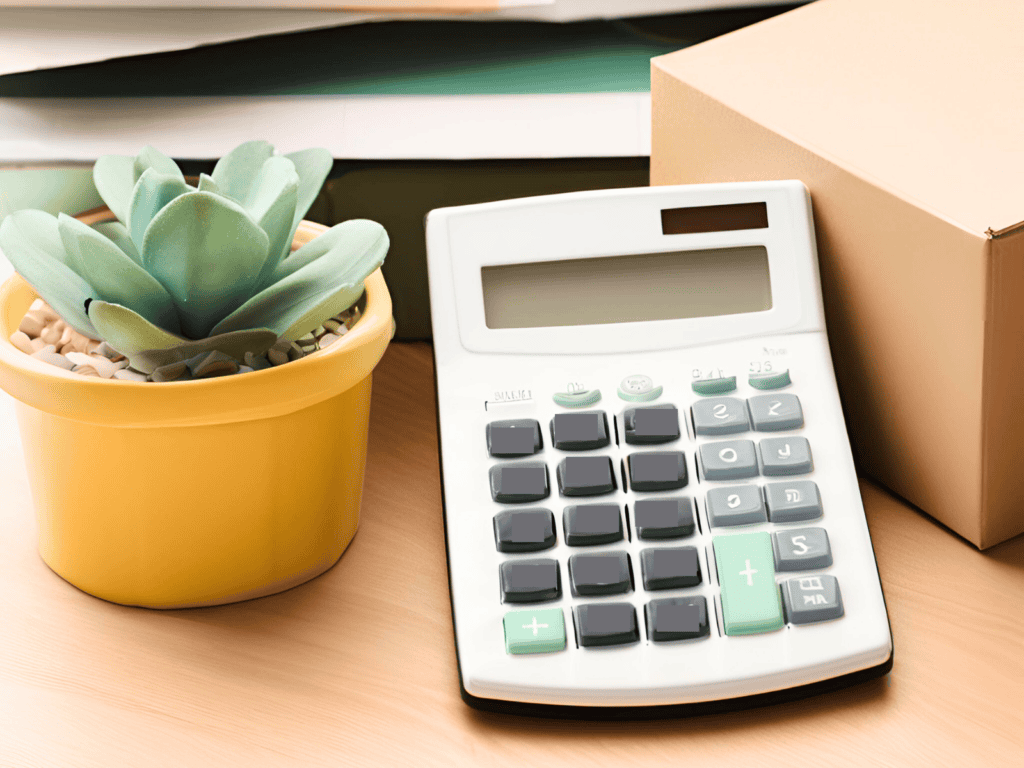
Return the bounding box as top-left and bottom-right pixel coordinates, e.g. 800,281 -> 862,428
650,0 -> 1024,548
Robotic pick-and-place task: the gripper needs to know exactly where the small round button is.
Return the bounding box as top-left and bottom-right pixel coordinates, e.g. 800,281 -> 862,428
618,374 -> 663,402
621,374 -> 654,394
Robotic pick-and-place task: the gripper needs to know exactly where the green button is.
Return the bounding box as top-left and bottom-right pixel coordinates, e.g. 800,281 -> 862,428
748,370 -> 791,390
692,376 -> 737,395
713,532 -> 784,636
553,390 -> 601,408
503,608 -> 566,654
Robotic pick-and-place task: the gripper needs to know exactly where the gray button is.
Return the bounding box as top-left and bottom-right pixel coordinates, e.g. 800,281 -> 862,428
759,437 -> 813,476
782,574 -> 844,624
632,498 -> 695,540
569,552 -> 633,596
487,419 -> 543,457
748,394 -> 804,432
706,485 -> 766,527
490,462 -> 550,503
765,481 -> 822,522
500,558 -> 561,603
698,440 -> 758,481
692,397 -> 750,436
627,451 -> 688,492
557,456 -> 617,497
773,527 -> 833,571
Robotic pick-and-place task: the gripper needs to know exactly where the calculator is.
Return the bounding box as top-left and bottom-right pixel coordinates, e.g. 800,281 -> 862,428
425,181 -> 892,716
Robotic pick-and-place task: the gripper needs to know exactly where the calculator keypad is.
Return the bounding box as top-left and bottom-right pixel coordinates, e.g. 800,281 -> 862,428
488,379 -> 842,654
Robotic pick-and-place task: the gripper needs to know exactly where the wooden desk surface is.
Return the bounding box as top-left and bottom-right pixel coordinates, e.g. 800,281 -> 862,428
2,342 -> 1023,767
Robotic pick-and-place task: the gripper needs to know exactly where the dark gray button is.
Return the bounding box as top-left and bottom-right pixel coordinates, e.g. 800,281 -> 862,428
486,419 -> 542,457
706,485 -> 767,527
550,411 -> 610,451
646,597 -> 709,641
765,481 -> 822,522
563,504 -> 623,546
623,405 -> 680,445
632,498 -> 695,540
627,451 -> 688,492
782,574 -> 844,624
748,394 -> 803,432
692,397 -> 750,436
493,509 -> 556,553
698,440 -> 758,481
759,437 -> 813,476
490,462 -> 550,503
499,558 -> 561,603
569,552 -> 632,596
556,456 -> 616,497
640,547 -> 701,590
773,527 -> 833,571
574,602 -> 639,647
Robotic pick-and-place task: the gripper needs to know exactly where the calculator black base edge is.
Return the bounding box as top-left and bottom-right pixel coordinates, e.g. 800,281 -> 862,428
430,345 -> 894,721
459,652 -> 893,720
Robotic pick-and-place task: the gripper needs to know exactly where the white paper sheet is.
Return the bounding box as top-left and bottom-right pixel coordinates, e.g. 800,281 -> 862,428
0,93 -> 652,162
0,0 -> 789,76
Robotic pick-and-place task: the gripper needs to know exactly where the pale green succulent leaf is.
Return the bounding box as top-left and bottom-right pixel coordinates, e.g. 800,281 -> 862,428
93,147 -> 183,224
92,155 -> 136,224
197,173 -> 220,194
246,156 -> 300,285
133,145 -> 184,182
128,168 -> 192,251
270,218 -> 379,282
58,214 -> 181,335
0,210 -> 99,339
284,147 -> 333,241
210,140 -> 274,204
142,191 -> 270,339
87,300 -> 276,374
210,219 -> 387,339
91,221 -> 141,265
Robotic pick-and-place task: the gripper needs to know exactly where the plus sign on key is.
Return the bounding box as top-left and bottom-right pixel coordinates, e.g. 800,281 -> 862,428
713,532 -> 784,636
503,608 -> 566,655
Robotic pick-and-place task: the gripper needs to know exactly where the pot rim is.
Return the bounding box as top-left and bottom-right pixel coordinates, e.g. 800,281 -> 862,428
0,215 -> 393,428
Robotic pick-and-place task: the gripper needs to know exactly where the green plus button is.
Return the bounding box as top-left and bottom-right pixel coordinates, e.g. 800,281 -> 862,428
713,532 -> 784,636
503,608 -> 566,654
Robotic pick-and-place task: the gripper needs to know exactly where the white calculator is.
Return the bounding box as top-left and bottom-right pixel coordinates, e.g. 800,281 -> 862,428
425,181 -> 892,716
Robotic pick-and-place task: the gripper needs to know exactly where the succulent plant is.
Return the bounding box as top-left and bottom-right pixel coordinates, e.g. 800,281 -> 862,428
0,141 -> 388,373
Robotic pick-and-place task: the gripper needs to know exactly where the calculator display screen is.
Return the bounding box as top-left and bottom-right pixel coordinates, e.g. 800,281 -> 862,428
481,246 -> 772,330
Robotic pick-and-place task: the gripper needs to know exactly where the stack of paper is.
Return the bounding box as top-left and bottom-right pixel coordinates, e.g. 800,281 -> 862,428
0,1 -> 795,75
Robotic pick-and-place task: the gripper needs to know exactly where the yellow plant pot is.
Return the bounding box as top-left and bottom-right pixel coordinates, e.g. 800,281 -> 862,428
0,218 -> 393,608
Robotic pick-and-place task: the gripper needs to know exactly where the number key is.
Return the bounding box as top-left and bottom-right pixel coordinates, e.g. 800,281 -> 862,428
692,397 -> 750,436
759,437 -> 813,476
773,527 -> 832,571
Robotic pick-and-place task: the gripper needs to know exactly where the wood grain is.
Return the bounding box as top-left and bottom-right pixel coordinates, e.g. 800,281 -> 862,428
1,342 -> 1022,767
